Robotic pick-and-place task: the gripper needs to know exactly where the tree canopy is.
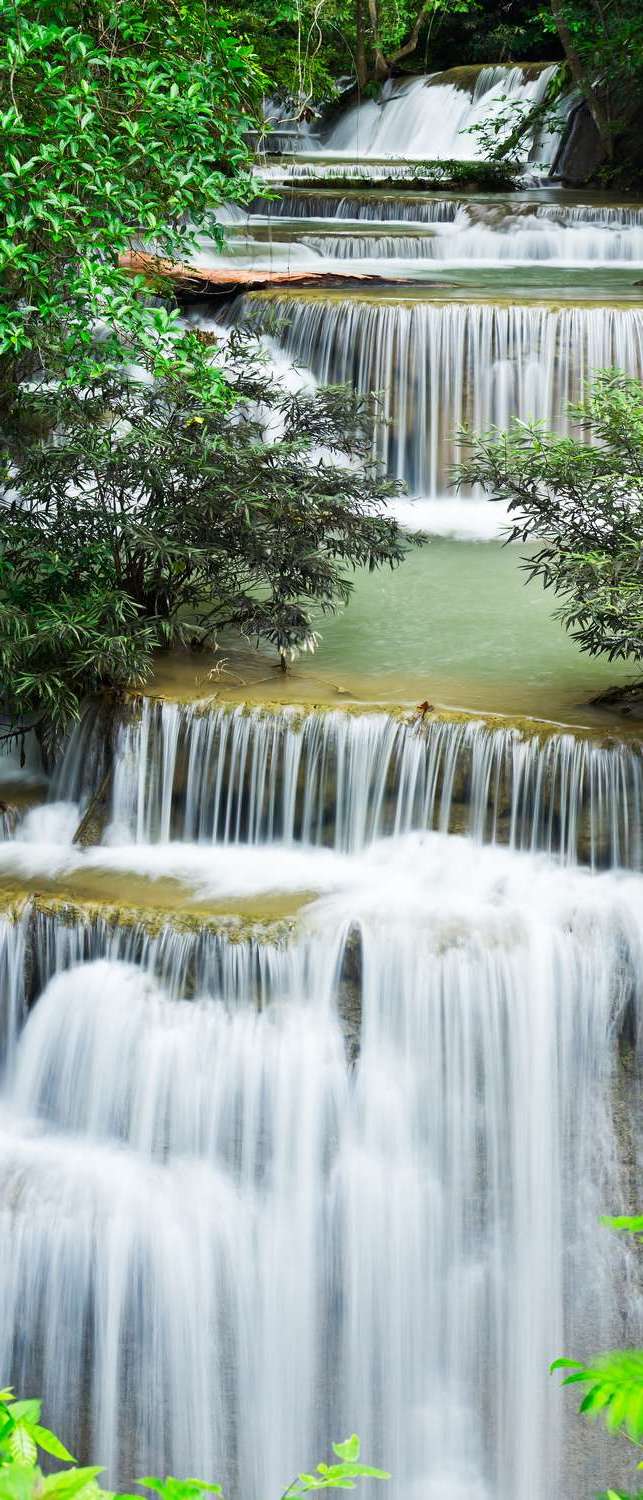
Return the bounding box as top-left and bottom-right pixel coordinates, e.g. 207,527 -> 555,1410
0,0 -> 262,403
455,371 -> 643,670
208,0 -> 643,180
0,335 -> 417,737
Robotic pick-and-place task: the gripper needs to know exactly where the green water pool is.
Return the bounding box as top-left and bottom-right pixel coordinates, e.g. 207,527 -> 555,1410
297,539 -> 641,726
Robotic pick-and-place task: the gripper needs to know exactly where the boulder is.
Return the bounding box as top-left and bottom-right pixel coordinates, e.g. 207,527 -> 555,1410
552,100 -> 605,185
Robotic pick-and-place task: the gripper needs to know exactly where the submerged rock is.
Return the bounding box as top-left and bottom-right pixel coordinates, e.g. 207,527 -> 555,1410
590,680 -> 643,720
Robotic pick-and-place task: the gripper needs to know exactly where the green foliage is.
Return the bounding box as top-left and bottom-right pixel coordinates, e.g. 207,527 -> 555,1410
463,68 -> 568,163
552,1214 -> 643,1500
209,0 -> 485,101
0,0 -> 262,397
1,332 -> 417,738
138,1481 -> 222,1500
405,158 -> 518,189
280,158 -> 518,191
210,1 -> 339,103
551,1354 -> 643,1443
540,0 -> 643,170
454,371 -> 643,668
0,1391 -> 388,1500
598,1491 -> 643,1499
0,1393 -> 75,1467
285,1435 -> 390,1495
600,1217 -> 643,1240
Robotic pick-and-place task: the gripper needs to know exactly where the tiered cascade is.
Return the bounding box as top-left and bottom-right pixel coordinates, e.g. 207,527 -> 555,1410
0,698 -> 640,1500
271,65 -> 563,167
236,298 -> 643,494
1,35 -> 642,1500
91,701 -> 643,869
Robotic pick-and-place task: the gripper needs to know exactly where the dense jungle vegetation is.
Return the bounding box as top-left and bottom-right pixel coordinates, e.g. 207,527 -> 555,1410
215,0 -> 643,173
0,0 -> 417,739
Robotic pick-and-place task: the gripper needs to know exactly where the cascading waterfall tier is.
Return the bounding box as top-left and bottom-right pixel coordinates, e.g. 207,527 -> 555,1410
26,905 -> 307,1009
236,295 -> 643,494
257,162 -> 478,185
91,701 -> 643,869
247,193 -> 465,221
247,195 -> 643,227
232,197 -> 643,266
298,219 -> 643,263
0,838 -> 640,1499
1,10 -> 641,1489
309,64 -> 563,167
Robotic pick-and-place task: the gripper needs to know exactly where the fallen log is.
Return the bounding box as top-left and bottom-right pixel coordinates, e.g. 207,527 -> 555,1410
118,250 -> 409,297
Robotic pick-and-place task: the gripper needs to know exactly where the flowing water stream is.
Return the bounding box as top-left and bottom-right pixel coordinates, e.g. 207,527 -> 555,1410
0,65 -> 641,1500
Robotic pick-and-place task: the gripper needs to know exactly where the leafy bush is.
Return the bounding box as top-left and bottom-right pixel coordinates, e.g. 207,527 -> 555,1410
551,1216 -> 643,1500
0,1391 -> 389,1500
455,370 -> 643,669
279,159 -> 518,192
1,331 -> 418,739
0,0 -> 261,405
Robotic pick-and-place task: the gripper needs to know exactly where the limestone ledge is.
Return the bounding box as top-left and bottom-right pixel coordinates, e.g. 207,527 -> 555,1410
119,688 -> 643,750
0,884 -> 307,944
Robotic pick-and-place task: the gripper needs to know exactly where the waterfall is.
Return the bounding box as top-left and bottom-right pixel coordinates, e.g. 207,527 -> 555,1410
0,912 -> 27,1065
299,219 -> 643,263
0,834 -> 640,1498
235,297 -> 643,495
247,194 -> 465,222
98,702 -> 643,868
1,27 -> 642,1488
220,197 -> 643,266
247,196 -> 643,228
256,163 -> 489,184
314,65 -> 562,167
536,203 -> 643,227
26,904 -> 318,1008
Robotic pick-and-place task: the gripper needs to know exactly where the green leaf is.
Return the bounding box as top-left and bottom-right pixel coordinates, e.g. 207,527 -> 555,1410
7,1403 -> 42,1425
7,1426 -> 37,1465
332,1441 -> 360,1465
30,1425 -> 76,1462
42,1467 -> 105,1498
601,1217 -> 643,1237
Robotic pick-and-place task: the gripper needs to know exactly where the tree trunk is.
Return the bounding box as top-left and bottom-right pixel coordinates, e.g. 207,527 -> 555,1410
367,0 -> 389,79
361,0 -> 431,81
355,0 -> 369,89
386,1 -> 433,68
549,0 -> 613,158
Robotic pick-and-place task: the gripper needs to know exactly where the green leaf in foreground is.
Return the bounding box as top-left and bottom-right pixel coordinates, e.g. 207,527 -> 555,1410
287,1437 -> 390,1495
551,1350 -> 643,1442
601,1216 -> 643,1239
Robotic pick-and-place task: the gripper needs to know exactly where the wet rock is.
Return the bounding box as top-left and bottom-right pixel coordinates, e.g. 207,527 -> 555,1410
589,680 -> 643,721
552,100 -> 605,185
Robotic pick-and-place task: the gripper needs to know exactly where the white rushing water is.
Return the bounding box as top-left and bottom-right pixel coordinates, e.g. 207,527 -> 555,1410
298,217 -> 643,264
245,199 -> 643,228
0,825 -> 640,1499
245,195 -> 466,221
309,65 -> 563,167
78,701 -> 642,870
231,198 -> 643,268
236,297 -> 643,496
